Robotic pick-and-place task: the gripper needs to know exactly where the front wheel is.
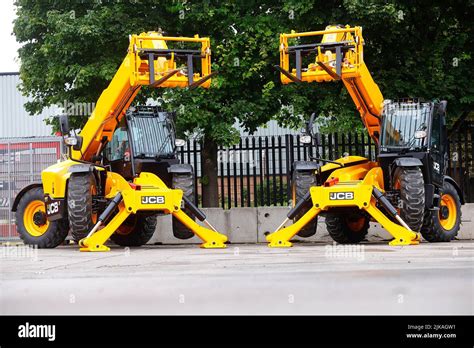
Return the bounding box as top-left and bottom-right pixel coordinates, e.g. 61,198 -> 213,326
67,173 -> 98,242
325,212 -> 369,244
172,171 -> 196,240
420,182 -> 461,242
15,187 -> 69,248
393,167 -> 425,232
291,168 -> 318,238
110,214 -> 157,246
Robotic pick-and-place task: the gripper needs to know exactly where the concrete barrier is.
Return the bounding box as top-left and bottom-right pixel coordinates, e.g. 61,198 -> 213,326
149,204 -> 474,244
149,208 -> 230,245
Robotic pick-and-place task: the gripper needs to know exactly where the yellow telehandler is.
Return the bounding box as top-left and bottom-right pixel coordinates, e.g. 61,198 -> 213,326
268,25 -> 463,247
12,32 -> 227,251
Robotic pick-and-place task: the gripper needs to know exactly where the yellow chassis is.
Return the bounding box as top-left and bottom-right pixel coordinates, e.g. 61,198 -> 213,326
266,167 -> 421,247
78,172 -> 227,252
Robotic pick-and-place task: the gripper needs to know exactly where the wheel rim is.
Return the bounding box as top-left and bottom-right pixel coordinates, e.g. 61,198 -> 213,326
23,200 -> 49,236
439,194 -> 457,230
117,215 -> 137,236
346,215 -> 366,232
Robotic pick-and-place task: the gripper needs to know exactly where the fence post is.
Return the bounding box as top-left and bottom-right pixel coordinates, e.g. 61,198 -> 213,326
470,125 -> 474,202
258,137 -> 266,205
219,144 -> 225,208
252,137 -> 258,207
245,138 -> 251,207
232,143 -> 238,208
286,135 -> 293,202
193,140 -> 199,205
7,142 -> 11,238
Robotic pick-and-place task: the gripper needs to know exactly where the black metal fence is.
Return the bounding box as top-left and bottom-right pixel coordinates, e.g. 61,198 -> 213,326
447,122 -> 474,203
179,127 -> 473,208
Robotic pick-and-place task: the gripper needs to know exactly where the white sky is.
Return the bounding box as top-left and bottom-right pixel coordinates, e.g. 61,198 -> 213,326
0,0 -> 20,72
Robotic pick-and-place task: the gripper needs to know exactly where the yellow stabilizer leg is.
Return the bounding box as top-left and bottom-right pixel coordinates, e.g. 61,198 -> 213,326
79,206 -> 131,252
364,199 -> 420,246
266,206 -> 321,247
172,209 -> 228,248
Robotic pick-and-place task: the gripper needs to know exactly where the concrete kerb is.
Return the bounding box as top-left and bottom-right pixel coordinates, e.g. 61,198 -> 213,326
458,204 -> 473,240
256,206 -> 331,243
149,208 -> 230,245
149,204 -> 474,244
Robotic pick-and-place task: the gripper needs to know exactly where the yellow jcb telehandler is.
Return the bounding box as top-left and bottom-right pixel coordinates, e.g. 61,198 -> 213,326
268,25 -> 463,247
12,32 -> 227,251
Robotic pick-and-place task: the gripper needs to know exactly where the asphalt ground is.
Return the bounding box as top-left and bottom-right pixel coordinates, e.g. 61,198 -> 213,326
1,240 -> 473,315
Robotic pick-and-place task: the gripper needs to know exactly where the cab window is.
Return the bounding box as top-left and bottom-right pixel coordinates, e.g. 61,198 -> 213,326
430,113 -> 441,151
105,120 -> 130,161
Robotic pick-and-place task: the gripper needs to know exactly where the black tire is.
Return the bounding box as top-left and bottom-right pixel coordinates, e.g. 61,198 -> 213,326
67,173 -> 97,242
172,172 -> 196,240
15,187 -> 69,248
291,168 -> 318,238
393,167 -> 425,232
325,212 -> 369,244
110,214 -> 157,246
420,181 -> 461,242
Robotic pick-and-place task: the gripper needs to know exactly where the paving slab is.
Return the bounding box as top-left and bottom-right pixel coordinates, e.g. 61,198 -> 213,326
1,241 -> 472,315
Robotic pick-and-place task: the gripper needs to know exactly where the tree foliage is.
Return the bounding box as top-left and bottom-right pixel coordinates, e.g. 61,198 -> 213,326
14,0 -> 473,140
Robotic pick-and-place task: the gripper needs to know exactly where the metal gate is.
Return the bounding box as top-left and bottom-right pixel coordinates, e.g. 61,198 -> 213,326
0,137 -> 63,240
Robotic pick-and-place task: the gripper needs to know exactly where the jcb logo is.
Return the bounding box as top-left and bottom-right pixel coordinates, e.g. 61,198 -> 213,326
329,192 -> 354,200
141,196 -> 165,204
47,202 -> 59,215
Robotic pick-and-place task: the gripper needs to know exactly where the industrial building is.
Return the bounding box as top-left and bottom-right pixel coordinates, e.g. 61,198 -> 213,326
0,72 -> 62,239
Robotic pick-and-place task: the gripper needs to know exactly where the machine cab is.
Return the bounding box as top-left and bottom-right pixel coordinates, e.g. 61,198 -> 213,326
378,99 -> 448,188
104,105 -> 181,185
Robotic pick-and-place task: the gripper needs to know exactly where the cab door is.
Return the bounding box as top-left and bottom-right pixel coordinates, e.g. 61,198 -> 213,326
104,118 -> 133,179
429,108 -> 446,187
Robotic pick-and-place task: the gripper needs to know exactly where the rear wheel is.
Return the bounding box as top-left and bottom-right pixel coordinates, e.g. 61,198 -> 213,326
420,182 -> 461,242
291,168 -> 318,237
15,187 -> 69,248
393,167 -> 425,231
172,172 -> 196,240
67,173 -> 98,242
110,214 -> 157,246
325,212 -> 369,244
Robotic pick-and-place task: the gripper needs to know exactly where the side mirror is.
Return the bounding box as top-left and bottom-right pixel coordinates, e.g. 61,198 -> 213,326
414,130 -> 427,139
72,136 -> 83,151
59,115 -> 70,135
439,100 -> 448,114
64,135 -> 83,151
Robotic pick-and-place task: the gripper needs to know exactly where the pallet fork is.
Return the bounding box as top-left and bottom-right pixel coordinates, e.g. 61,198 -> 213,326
266,167 -> 421,247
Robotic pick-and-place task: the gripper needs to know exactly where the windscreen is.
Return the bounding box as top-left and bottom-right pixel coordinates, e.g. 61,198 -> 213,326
127,110 -> 176,158
380,101 -> 432,151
